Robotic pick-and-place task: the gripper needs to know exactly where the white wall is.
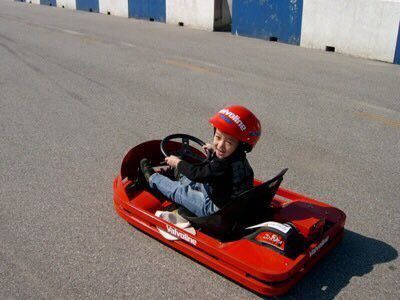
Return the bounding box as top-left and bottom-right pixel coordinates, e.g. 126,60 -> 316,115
301,0 -> 400,62
99,0 -> 128,18
167,0 -> 215,31
57,0 -> 76,10
30,0 -> 40,4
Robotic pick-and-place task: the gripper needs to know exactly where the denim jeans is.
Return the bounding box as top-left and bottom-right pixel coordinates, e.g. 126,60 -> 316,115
149,173 -> 219,217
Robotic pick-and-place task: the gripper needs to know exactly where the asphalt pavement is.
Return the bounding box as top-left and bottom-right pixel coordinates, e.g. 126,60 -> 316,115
0,1 -> 399,299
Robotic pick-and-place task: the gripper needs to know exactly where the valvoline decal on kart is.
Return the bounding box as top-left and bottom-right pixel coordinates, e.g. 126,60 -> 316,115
113,137 -> 346,297
165,225 -> 197,246
255,231 -> 286,251
309,236 -> 330,257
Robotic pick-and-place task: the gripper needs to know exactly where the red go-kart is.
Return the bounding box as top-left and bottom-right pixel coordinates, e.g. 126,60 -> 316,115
113,134 -> 346,296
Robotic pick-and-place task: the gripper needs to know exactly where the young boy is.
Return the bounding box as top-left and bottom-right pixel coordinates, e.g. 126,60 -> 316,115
140,105 -> 261,217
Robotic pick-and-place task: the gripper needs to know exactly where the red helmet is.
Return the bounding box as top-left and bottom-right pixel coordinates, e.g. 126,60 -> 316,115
209,105 -> 261,149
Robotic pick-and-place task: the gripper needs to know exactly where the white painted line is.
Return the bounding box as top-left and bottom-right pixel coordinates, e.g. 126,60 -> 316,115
120,42 -> 139,48
45,25 -> 86,36
60,29 -> 85,36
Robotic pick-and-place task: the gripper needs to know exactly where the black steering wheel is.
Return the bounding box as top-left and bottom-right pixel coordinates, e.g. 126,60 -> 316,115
160,134 -> 211,163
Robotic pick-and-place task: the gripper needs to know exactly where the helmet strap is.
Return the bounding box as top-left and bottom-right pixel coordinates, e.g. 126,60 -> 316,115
240,142 -> 252,153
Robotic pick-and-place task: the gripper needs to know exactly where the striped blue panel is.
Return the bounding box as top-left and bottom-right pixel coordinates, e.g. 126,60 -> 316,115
232,0 -> 303,45
394,22 -> 400,64
40,0 -> 56,5
76,0 -> 99,13
128,0 -> 166,22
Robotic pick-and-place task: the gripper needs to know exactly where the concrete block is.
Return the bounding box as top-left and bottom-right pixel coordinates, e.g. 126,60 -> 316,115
232,0 -> 303,45
40,0 -> 56,6
57,0 -> 76,9
301,0 -> 400,63
99,0 -> 128,17
167,0 -> 214,30
167,0 -> 231,31
76,0 -> 99,13
128,0 -> 166,22
394,22 -> 400,64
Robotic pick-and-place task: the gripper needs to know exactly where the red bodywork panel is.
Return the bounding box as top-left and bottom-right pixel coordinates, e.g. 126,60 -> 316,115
113,141 -> 346,296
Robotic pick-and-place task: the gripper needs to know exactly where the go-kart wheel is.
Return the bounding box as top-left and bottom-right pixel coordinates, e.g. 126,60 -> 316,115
160,134 -> 211,162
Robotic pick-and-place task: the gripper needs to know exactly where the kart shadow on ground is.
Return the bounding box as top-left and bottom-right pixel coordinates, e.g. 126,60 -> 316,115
274,229 -> 398,300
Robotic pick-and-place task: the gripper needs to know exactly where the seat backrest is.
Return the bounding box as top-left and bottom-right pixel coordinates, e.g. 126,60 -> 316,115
236,168 -> 287,223
183,169 -> 288,239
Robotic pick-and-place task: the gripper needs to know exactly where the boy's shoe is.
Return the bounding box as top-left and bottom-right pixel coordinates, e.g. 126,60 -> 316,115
140,159 -> 155,183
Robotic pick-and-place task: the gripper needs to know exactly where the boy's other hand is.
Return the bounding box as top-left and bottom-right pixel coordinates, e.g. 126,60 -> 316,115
202,143 -> 215,153
165,155 -> 182,168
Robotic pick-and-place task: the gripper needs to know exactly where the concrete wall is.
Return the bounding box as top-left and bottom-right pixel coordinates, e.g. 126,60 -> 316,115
76,0 -> 99,13
395,22 -> 400,64
231,0 -> 303,45
166,0 -> 215,31
57,0 -> 76,9
100,0 -> 128,17
301,0 -> 400,63
40,0 -> 56,6
129,0 -> 166,22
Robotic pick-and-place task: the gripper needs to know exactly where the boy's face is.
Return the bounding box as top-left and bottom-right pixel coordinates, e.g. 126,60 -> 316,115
213,129 -> 239,159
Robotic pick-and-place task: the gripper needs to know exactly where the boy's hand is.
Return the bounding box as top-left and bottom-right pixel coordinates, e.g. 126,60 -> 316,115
165,155 -> 182,168
202,143 -> 215,153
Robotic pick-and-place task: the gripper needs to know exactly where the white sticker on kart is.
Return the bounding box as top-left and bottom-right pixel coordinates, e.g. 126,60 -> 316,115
155,211 -> 197,245
309,236 -> 329,257
246,221 -> 291,234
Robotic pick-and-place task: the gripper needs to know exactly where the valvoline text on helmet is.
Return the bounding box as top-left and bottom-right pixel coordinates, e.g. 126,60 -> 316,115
219,108 -> 246,131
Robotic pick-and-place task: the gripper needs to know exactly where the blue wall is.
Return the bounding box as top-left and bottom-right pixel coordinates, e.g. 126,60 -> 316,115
232,0 -> 303,45
76,0 -> 99,13
128,0 -> 165,22
40,0 -> 56,6
394,22 -> 400,64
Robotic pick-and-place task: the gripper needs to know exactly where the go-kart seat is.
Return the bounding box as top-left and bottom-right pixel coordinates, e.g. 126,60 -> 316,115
178,169 -> 288,240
